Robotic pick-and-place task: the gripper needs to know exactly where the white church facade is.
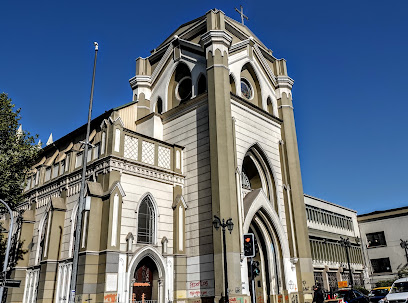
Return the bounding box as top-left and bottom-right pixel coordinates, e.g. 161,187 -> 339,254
5,9 -> 315,303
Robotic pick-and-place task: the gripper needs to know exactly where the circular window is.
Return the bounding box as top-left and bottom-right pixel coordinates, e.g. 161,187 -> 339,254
241,78 -> 252,100
176,77 -> 192,101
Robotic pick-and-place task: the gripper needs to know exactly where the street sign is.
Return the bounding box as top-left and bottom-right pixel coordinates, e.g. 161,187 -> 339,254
0,279 -> 21,288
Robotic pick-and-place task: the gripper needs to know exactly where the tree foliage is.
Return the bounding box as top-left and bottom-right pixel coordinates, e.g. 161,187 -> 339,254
375,279 -> 395,287
0,92 -> 39,208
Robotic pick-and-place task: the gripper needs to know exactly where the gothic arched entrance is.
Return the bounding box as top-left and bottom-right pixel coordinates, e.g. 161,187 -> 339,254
132,256 -> 159,303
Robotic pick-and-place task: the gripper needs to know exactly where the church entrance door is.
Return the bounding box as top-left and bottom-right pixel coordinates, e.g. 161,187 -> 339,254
132,257 -> 158,303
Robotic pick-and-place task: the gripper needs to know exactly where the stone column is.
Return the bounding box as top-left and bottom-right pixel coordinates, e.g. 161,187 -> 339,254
201,9 -> 242,301
278,89 -> 314,303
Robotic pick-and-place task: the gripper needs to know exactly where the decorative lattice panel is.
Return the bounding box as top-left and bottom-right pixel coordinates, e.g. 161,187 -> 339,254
328,272 -> 338,291
124,135 -> 139,160
314,272 -> 324,288
158,146 -> 171,169
142,141 -> 155,165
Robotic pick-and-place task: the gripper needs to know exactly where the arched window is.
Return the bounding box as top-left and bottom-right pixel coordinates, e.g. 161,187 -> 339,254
197,74 -> 207,95
267,97 -> 273,115
155,98 -> 163,114
230,74 -> 236,94
137,196 -> 155,244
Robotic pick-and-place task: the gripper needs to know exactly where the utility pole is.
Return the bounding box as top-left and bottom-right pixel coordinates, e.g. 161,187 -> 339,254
69,42 -> 98,303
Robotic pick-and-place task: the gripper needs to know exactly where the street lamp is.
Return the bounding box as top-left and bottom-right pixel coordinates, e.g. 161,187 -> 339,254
69,42 -> 99,303
400,239 -> 408,263
213,215 -> 234,303
339,237 -> 354,288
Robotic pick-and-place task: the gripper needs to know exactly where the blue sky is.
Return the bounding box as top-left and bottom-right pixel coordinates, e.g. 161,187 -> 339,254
1,0 -> 407,214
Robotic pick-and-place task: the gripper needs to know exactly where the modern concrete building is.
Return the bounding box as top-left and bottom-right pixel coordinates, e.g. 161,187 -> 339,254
304,195 -> 368,291
3,9 -> 316,303
358,207 -> 408,288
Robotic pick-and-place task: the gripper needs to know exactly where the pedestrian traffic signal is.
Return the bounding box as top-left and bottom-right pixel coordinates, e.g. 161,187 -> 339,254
243,233 -> 255,257
252,261 -> 260,277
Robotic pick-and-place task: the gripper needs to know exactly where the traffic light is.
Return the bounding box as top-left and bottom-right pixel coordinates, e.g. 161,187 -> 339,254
252,261 -> 260,277
244,233 -> 255,257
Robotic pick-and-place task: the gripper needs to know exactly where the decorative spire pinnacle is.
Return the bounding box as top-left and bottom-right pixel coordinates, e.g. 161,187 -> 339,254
46,133 -> 53,146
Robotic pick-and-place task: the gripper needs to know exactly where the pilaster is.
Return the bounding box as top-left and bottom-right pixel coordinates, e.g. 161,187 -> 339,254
201,9 -> 242,299
278,91 -> 314,303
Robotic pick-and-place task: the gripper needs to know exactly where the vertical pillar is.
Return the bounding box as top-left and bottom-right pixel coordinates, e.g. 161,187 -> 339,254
278,91 -> 314,302
201,9 -> 242,301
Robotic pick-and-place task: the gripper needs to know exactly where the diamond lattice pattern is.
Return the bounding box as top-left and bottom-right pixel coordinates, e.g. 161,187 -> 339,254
142,141 -> 155,165
124,135 -> 139,160
158,146 -> 171,169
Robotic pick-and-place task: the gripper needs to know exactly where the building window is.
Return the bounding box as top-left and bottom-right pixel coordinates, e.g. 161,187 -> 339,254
241,78 -> 252,99
52,164 -> 59,179
45,167 -> 51,182
137,196 -> 155,244
367,231 -> 387,247
93,143 -> 100,160
65,154 -> 70,172
75,152 -> 83,168
314,272 -> 323,288
371,257 -> 392,273
87,147 -> 92,163
176,77 -> 192,102
60,160 -> 65,175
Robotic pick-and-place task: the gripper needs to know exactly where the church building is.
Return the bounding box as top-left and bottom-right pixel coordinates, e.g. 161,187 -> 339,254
5,8 -> 315,303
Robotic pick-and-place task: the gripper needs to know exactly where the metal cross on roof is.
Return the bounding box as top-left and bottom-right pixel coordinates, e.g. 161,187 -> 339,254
235,5 -> 249,25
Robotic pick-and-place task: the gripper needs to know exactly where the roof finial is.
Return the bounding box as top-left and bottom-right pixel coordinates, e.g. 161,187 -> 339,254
235,5 -> 249,25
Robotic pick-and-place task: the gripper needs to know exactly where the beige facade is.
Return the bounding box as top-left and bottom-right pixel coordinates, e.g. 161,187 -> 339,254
3,9 -> 315,303
304,195 -> 368,291
358,207 -> 408,288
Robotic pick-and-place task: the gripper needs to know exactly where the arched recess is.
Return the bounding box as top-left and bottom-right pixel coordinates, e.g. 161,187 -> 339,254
267,97 -> 273,115
243,189 -> 298,293
167,62 -> 192,110
230,73 -> 237,94
35,206 -> 52,264
240,63 -> 262,108
155,97 -> 163,114
68,202 -> 78,258
196,73 -> 207,95
136,193 -> 159,245
172,195 -> 187,254
127,247 -> 168,303
241,143 -> 278,210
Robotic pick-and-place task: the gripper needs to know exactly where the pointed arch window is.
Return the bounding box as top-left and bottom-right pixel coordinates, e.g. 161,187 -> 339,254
137,196 -> 155,244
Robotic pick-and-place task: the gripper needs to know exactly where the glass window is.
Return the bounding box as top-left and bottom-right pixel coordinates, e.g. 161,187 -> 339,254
367,231 -> 387,247
177,77 -> 192,101
87,148 -> 92,163
75,152 -> 83,168
52,164 -> 59,178
137,196 -> 155,244
390,281 -> 408,293
93,144 -> 100,160
241,78 -> 252,99
45,168 -> 51,182
371,257 -> 392,273
60,160 -> 65,174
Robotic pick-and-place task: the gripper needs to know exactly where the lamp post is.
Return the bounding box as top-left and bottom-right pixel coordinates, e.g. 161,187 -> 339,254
0,199 -> 14,301
339,237 -> 353,288
212,215 -> 234,303
400,239 -> 408,263
69,42 -> 98,303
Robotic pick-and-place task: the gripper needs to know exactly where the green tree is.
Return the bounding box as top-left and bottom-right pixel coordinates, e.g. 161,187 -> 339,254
0,92 -> 39,208
0,93 -> 38,295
